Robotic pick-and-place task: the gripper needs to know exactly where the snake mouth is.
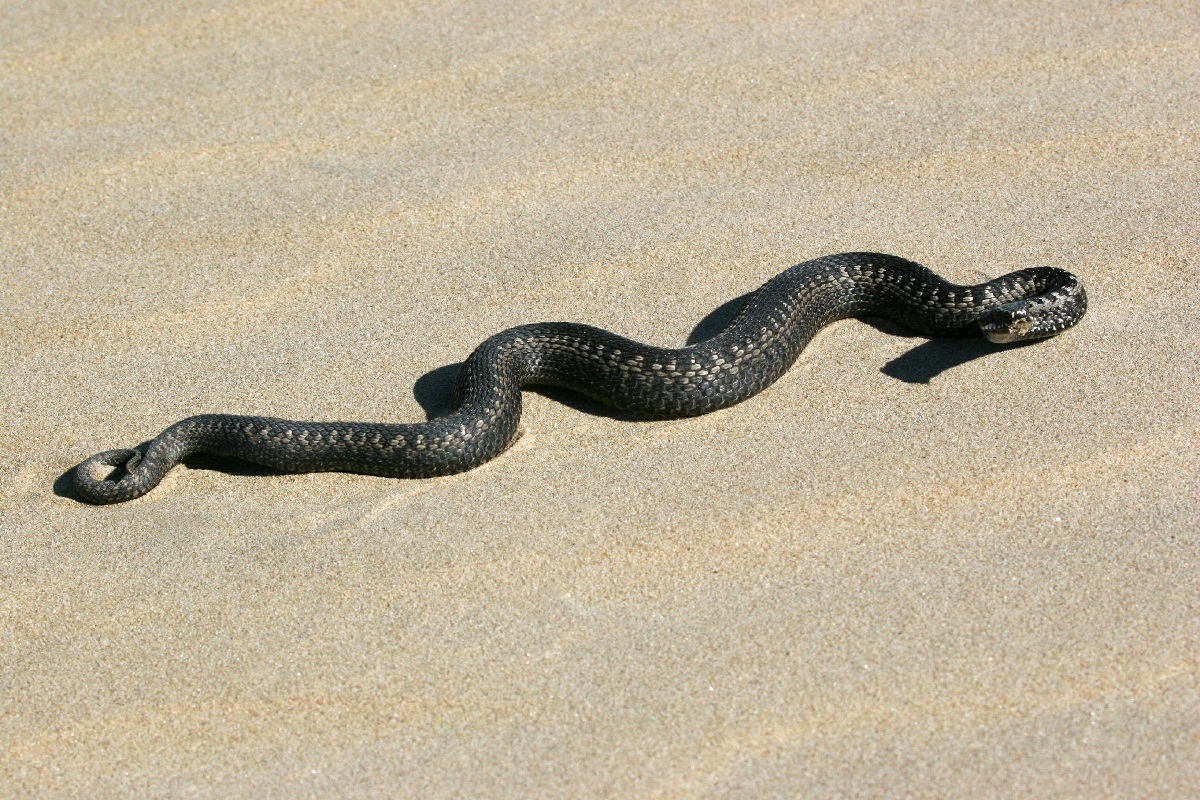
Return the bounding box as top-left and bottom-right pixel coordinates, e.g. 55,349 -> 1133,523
979,304 -> 1034,344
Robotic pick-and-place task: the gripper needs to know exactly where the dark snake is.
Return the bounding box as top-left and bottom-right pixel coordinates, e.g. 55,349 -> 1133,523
73,252 -> 1087,504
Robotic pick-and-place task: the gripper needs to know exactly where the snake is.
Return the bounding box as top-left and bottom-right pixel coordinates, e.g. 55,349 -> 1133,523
73,252 -> 1087,504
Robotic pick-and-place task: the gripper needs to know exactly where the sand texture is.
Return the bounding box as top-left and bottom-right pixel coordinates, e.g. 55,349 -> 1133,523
2,0 -> 1198,797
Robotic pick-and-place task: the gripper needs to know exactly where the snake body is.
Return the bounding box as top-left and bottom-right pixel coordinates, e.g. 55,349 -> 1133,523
74,253 -> 1086,503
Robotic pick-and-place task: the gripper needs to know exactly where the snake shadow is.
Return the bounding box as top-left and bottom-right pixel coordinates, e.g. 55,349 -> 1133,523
691,292 -> 1028,384
862,318 -> 1038,383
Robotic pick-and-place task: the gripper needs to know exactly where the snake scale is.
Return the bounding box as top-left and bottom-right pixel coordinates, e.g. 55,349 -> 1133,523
73,252 -> 1086,503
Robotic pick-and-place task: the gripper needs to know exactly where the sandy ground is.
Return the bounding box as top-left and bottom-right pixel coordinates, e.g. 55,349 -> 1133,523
2,1 -> 1198,797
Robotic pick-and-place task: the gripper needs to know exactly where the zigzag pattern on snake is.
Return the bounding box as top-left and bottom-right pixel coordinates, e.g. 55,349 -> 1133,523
73,252 -> 1087,503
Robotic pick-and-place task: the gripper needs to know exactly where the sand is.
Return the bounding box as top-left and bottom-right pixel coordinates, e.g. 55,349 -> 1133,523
2,0 -> 1197,796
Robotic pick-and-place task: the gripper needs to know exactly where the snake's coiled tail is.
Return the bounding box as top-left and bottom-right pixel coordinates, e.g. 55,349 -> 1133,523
72,253 -> 1087,504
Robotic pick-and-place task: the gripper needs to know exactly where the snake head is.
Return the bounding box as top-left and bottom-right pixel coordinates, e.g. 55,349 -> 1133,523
978,302 -> 1034,344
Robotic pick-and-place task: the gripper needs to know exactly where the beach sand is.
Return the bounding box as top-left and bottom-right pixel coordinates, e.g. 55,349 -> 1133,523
2,1 -> 1197,796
